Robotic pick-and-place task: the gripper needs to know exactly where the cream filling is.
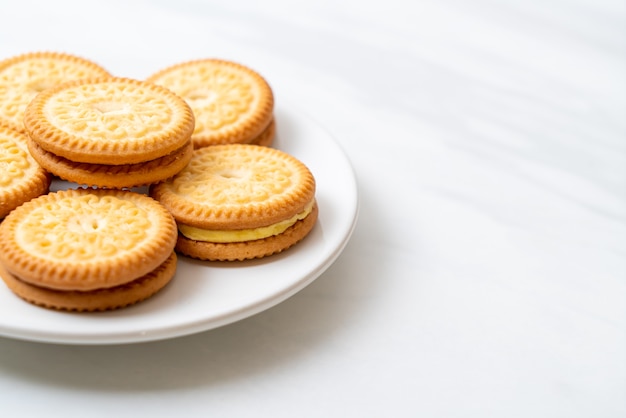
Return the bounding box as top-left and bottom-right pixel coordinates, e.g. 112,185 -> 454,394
179,200 -> 314,243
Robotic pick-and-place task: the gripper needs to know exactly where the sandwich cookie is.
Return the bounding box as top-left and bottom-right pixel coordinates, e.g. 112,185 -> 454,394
0,253 -> 177,312
0,51 -> 110,133
23,77 -> 195,188
0,124 -> 51,219
146,59 -> 274,148
0,188 -> 178,311
150,144 -> 318,261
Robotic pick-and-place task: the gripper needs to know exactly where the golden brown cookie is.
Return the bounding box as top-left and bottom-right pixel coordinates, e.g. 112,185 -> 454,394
0,51 -> 110,133
249,118 -> 275,147
0,124 -> 51,219
0,188 -> 178,292
0,253 -> 177,312
146,59 -> 274,148
27,136 -> 193,188
175,204 -> 318,261
150,144 -> 317,261
24,77 -> 195,165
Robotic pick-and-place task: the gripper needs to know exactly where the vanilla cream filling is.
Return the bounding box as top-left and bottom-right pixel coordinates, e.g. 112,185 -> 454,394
178,200 -> 315,243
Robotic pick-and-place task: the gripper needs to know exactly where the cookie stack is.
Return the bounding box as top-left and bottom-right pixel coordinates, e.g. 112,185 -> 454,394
23,77 -> 195,189
0,51 -> 319,312
0,189 -> 178,311
151,144 -> 317,261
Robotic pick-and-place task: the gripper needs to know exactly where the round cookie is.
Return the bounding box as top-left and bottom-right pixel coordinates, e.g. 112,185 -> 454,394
0,188 -> 178,292
23,77 -> 195,165
146,59 -> 274,148
0,51 -> 110,133
150,144 -> 317,261
0,253 -> 177,312
0,124 -> 51,219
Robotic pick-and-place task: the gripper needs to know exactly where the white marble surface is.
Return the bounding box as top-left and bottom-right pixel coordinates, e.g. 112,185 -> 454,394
0,0 -> 624,416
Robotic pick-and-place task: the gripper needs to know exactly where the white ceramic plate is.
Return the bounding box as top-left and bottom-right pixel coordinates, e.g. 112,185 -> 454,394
0,106 -> 358,345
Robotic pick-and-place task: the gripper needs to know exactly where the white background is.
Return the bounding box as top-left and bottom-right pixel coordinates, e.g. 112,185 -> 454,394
0,0 -> 624,417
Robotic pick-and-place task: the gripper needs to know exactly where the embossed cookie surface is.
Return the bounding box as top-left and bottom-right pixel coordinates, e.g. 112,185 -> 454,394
146,59 -> 274,148
0,124 -> 51,218
151,144 -> 315,229
0,52 -> 110,133
151,144 -> 317,261
0,188 -> 177,291
23,77 -> 195,165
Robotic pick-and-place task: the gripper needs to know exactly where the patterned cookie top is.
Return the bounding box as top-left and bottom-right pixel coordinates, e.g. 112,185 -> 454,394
0,126 -> 41,189
0,188 -> 177,291
0,124 -> 50,218
23,77 -> 195,165
150,144 -> 316,230
146,59 -> 274,148
0,51 -> 110,133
